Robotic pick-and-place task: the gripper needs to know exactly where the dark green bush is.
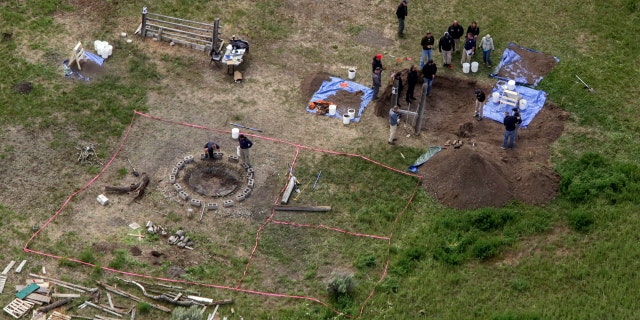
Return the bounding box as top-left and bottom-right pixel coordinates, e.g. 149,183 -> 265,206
568,209 -> 594,232
354,253 -> 376,269
471,209 -> 515,231
471,237 -> 503,260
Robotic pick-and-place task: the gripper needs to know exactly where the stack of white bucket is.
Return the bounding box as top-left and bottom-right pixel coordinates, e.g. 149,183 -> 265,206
94,40 -> 113,59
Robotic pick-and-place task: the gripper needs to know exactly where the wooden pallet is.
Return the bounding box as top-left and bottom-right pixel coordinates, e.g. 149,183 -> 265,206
48,311 -> 72,320
3,298 -> 34,319
499,89 -> 520,108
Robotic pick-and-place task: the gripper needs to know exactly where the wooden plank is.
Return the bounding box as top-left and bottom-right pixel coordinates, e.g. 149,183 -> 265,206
14,260 -> 27,273
274,205 -> 332,212
51,293 -> 81,298
280,176 -> 297,204
24,293 -> 51,304
0,275 -> 6,294
2,261 -> 16,275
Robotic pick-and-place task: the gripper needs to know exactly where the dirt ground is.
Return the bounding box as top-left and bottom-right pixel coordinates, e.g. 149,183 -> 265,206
301,67 -> 567,209
0,2 -> 570,313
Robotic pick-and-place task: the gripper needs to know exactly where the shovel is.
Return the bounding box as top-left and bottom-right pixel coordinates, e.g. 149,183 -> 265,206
575,75 -> 595,93
126,158 -> 140,177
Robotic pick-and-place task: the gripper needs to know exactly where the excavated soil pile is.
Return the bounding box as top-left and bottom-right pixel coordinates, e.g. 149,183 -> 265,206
301,68 -> 569,209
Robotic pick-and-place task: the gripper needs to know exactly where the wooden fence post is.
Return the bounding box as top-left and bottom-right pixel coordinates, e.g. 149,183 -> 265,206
141,6 -> 148,39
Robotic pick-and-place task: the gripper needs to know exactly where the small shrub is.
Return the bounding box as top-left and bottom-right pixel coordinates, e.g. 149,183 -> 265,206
326,272 -> 356,300
108,249 -> 127,270
58,258 -> 79,268
471,238 -> 503,260
471,209 -> 514,231
568,209 -> 594,232
138,302 -> 153,315
79,248 -> 97,264
511,278 -> 529,292
354,253 -> 376,269
170,305 -> 201,320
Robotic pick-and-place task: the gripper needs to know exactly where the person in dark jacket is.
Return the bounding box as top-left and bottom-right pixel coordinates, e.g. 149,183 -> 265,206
513,107 -> 523,139
238,134 -> 253,166
420,31 -> 435,68
204,141 -> 220,159
406,65 -> 419,103
474,89 -> 486,120
461,32 -> 476,65
372,54 -> 384,72
439,32 -> 455,69
502,112 -> 518,149
372,67 -> 382,100
396,0 -> 408,37
467,21 -> 480,40
421,60 -> 437,97
448,20 -> 465,53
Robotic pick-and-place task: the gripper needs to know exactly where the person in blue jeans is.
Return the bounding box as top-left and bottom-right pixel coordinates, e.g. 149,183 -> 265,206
421,59 -> 437,97
502,111 -> 518,149
480,34 -> 495,67
419,31 -> 434,68
396,0 -> 408,37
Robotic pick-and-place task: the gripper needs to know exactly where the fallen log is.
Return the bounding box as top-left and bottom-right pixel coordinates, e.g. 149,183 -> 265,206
104,173 -> 149,196
273,205 -> 331,212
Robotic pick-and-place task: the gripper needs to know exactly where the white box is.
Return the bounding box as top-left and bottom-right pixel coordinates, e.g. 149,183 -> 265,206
97,194 -> 109,206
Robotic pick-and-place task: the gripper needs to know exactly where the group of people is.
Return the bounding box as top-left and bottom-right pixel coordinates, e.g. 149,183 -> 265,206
204,134 -> 253,166
433,20 -> 495,69
370,54 -> 436,103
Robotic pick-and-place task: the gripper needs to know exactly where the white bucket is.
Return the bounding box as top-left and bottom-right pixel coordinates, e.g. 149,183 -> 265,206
507,80 -> 516,90
231,128 -> 240,139
343,114 -> 350,125
348,69 -> 356,80
519,99 -> 527,110
492,92 -> 500,103
462,63 -> 470,73
328,104 -> 337,116
348,108 -> 356,119
471,62 -> 479,73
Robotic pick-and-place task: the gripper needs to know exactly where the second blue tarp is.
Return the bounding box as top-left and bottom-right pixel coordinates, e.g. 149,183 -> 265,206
306,77 -> 373,122
482,82 -> 547,128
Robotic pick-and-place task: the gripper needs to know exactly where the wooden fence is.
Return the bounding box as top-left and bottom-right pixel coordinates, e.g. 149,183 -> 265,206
139,7 -> 221,54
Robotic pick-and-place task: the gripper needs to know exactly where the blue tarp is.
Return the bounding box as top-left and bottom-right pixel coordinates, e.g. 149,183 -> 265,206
482,82 -> 547,128
306,77 -> 374,122
408,146 -> 442,173
62,51 -> 104,81
490,43 -> 559,87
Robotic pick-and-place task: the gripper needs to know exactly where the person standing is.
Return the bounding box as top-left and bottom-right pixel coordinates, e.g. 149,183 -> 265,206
406,64 -> 419,103
393,72 -> 404,106
439,31 -> 455,69
396,0 -> 408,37
502,111 -> 518,150
372,67 -> 382,100
388,106 -> 401,145
474,89 -> 486,120
448,20 -> 464,53
461,32 -> 476,65
467,21 -> 480,40
480,34 -> 495,67
513,107 -> 522,139
238,134 -> 253,166
372,53 -> 384,74
419,31 -> 435,68
421,59 -> 437,97
204,141 -> 220,159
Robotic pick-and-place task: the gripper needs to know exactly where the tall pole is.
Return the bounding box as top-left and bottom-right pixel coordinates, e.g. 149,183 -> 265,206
141,7 -> 148,39
414,83 -> 428,134
391,78 -> 400,107
211,18 -> 220,56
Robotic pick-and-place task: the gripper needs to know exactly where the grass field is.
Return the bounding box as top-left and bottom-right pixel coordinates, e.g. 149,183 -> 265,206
2,0 -> 640,319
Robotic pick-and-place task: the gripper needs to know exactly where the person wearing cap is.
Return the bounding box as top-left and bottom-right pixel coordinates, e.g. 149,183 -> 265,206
447,20 -> 465,53
467,21 -> 480,40
461,32 -> 476,66
439,32 -> 455,69
396,0 -> 408,37
474,89 -> 486,120
372,67 -> 382,100
237,134 -> 253,166
421,59 -> 437,97
420,31 -> 435,68
388,105 -> 401,145
502,111 -> 518,150
371,54 -> 384,73
480,34 -> 495,67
